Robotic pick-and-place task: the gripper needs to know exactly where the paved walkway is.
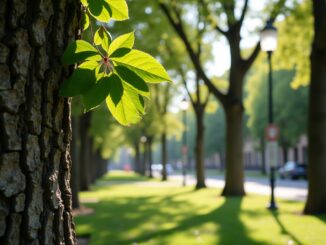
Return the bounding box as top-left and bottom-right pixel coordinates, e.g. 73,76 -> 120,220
169,174 -> 307,201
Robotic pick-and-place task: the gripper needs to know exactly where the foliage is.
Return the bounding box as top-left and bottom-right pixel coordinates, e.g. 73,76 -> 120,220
60,0 -> 171,126
274,0 -> 313,89
75,172 -> 326,245
205,106 -> 225,156
245,55 -> 308,148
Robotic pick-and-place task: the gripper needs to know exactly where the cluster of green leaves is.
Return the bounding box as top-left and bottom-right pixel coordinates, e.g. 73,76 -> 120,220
60,0 -> 171,126
274,0 -> 312,89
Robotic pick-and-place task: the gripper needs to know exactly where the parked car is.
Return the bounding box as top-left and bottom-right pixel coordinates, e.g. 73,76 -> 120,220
151,163 -> 173,175
278,161 -> 307,180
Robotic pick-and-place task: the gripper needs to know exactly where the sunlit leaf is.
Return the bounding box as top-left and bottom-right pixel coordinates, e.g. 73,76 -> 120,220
88,0 -> 128,22
106,76 -> 144,126
62,40 -> 101,65
109,32 -> 134,56
112,49 -> 172,83
81,13 -> 90,31
81,0 -> 88,6
115,66 -> 149,98
94,26 -> 112,52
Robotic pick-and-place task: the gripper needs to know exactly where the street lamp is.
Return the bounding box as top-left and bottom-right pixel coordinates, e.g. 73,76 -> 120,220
261,20 -> 278,211
180,97 -> 189,186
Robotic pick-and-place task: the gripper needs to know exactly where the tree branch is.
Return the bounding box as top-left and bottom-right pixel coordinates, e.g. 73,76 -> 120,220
238,0 -> 249,26
178,67 -> 196,106
199,0 -> 228,36
159,2 -> 227,105
243,41 -> 260,71
269,0 -> 287,22
221,0 -> 236,27
203,91 -> 211,108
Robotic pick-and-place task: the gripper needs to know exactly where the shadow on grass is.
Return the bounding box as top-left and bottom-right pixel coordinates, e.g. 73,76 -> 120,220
77,192 -> 268,245
271,212 -> 303,245
317,215 -> 326,223
125,197 -> 265,245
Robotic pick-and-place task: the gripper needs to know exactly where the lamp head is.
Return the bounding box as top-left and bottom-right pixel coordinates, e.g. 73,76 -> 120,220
260,20 -> 278,52
180,97 -> 189,111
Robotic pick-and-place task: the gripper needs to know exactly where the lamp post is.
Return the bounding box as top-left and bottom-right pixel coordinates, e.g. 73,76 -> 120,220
180,97 -> 189,186
261,20 -> 278,210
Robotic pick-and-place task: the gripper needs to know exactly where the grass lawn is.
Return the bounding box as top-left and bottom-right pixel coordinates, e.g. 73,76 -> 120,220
75,171 -> 326,245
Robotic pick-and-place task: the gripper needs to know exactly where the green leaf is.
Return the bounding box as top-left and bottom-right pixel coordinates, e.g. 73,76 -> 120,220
109,74 -> 123,106
62,40 -> 101,65
112,49 -> 172,83
115,66 -> 149,98
94,26 -> 112,52
109,32 -> 134,56
60,61 -> 98,96
106,76 -> 144,126
81,0 -> 88,6
83,75 -> 112,111
81,13 -> 90,31
88,0 -> 129,22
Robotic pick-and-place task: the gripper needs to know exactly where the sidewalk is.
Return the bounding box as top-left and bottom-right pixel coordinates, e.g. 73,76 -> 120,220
168,174 -> 307,201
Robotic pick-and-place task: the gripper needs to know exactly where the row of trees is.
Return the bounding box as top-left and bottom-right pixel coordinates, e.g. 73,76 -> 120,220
120,0 -> 325,213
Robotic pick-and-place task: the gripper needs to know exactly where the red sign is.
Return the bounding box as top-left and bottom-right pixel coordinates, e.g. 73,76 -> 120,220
182,146 -> 188,154
265,124 -> 279,142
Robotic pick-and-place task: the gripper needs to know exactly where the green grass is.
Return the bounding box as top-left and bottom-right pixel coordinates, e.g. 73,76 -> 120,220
75,171 -> 326,245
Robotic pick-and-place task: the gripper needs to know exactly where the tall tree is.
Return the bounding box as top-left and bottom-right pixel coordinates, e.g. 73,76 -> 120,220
165,6 -> 212,189
0,0 -> 77,243
304,0 -> 326,214
153,84 -> 172,180
159,0 -> 285,195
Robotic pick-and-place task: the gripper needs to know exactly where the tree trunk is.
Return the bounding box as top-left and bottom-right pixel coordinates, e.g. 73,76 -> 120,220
88,137 -> 95,183
134,143 -> 141,174
0,0 -> 78,243
140,142 -> 146,176
304,0 -> 326,214
222,103 -> 245,196
71,116 -> 80,209
147,137 -> 153,178
161,132 -> 168,181
100,157 -> 107,177
79,113 -> 91,191
195,109 -> 206,189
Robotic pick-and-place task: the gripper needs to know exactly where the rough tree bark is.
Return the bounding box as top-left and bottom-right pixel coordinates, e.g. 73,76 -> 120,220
304,0 -> 326,215
0,0 -> 78,243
